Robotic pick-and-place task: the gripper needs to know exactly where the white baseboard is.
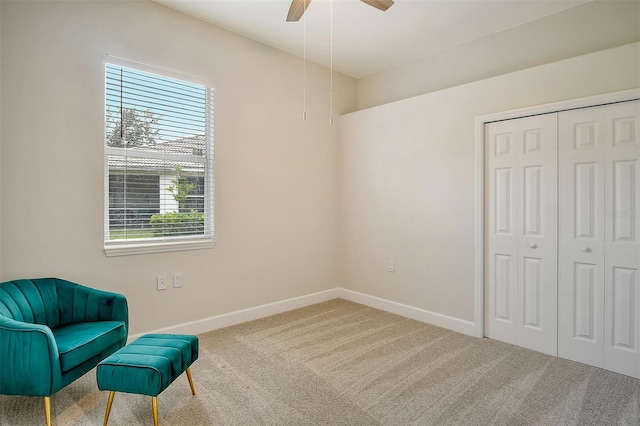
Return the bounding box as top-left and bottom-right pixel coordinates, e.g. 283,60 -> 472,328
129,287 -> 478,341
337,288 -> 478,337
128,288 -> 341,341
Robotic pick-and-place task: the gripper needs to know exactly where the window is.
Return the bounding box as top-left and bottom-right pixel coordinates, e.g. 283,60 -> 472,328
104,61 -> 214,256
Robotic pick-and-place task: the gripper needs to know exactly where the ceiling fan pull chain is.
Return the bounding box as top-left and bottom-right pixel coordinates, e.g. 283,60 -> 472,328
329,0 -> 334,125
303,0 -> 307,121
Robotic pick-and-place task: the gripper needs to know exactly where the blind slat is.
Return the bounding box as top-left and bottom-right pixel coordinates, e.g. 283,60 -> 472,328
106,93 -> 206,119
106,68 -> 205,97
106,75 -> 206,103
106,96 -> 205,117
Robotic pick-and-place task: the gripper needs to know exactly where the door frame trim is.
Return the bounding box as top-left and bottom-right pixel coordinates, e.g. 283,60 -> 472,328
473,88 -> 640,338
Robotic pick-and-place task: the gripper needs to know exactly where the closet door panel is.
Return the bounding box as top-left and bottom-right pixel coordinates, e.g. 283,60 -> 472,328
487,122 -> 519,344
573,262 -> 598,342
559,107 -> 606,368
523,256 -> 542,328
559,100 -> 639,378
518,115 -> 558,356
603,101 -> 639,378
574,162 -> 597,239
486,114 -> 557,356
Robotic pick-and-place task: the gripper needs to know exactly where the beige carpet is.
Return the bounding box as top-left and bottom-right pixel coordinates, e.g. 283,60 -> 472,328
1,299 -> 638,425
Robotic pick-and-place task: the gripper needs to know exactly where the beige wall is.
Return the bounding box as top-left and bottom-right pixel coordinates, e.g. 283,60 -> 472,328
358,1 -> 640,110
0,1 -> 356,334
339,43 -> 640,322
0,0 -> 2,279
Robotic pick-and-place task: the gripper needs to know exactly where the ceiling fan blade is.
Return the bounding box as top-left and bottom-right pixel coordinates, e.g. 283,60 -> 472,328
360,0 -> 395,12
287,0 -> 312,22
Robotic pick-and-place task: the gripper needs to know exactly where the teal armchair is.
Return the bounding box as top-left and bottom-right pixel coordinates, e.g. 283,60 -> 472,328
0,278 -> 128,425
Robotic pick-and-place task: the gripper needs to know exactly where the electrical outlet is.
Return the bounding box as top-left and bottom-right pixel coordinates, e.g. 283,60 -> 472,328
157,275 -> 167,291
173,273 -> 183,288
388,261 -> 395,272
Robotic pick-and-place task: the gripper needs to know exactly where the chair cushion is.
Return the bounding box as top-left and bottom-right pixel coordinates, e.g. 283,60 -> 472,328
52,321 -> 126,372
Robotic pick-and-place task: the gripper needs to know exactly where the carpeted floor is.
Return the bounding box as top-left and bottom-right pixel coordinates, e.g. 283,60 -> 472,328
1,299 -> 638,425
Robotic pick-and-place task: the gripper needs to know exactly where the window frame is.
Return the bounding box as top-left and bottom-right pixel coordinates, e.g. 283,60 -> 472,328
103,56 -> 215,257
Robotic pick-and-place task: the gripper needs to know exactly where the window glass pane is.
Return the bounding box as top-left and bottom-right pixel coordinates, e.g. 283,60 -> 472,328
108,174 -> 160,239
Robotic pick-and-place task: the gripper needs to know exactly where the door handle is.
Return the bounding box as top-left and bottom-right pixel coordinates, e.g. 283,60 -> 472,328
581,247 -> 592,253
529,243 -> 537,249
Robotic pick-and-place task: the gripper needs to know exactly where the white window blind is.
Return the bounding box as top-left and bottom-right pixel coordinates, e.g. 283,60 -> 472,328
104,62 -> 214,256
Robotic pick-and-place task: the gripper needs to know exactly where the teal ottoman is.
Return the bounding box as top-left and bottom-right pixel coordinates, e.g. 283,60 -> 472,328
97,334 -> 198,426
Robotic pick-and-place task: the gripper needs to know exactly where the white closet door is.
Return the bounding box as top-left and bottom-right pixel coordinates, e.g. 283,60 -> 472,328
559,101 -> 639,378
486,113 -> 558,356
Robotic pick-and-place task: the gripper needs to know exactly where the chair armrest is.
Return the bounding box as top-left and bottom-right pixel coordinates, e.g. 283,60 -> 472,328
0,317 -> 62,396
55,279 -> 129,336
88,287 -> 129,335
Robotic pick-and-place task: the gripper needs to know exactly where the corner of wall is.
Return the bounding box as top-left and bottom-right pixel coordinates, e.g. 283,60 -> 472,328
339,43 -> 639,331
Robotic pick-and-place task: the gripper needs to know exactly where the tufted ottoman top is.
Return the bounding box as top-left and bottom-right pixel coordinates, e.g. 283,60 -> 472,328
97,334 -> 198,397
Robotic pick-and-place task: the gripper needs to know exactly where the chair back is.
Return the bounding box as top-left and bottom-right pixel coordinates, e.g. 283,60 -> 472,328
0,278 -> 61,328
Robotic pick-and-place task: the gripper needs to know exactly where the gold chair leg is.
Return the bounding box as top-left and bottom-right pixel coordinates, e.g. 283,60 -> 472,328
43,397 -> 52,426
151,396 -> 159,426
103,391 -> 115,426
186,368 -> 196,395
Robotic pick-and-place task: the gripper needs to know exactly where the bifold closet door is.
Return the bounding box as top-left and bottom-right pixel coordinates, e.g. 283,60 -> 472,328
486,113 -> 558,356
558,100 -> 640,378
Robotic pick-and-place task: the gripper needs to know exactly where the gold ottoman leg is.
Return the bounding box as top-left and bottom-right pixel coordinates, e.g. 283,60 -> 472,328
152,396 -> 159,426
186,368 -> 196,395
103,391 -> 115,426
43,397 -> 52,426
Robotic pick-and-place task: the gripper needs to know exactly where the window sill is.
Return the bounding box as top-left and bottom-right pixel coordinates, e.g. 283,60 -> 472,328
104,239 -> 215,257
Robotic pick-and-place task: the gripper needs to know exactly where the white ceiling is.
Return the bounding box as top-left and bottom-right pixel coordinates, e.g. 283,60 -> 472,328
153,0 -> 591,79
